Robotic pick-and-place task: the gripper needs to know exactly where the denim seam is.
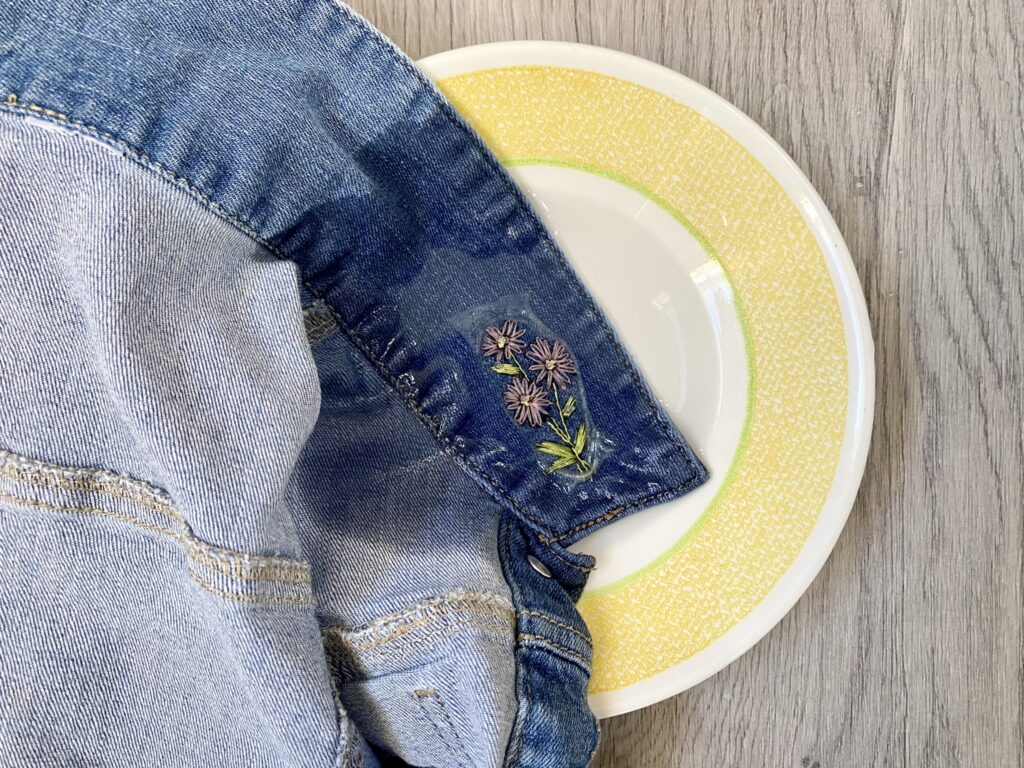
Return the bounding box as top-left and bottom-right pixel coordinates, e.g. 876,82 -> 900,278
322,592 -> 514,653
337,713 -> 361,768
535,544 -> 594,573
518,610 -> 592,647
332,683 -> 352,768
0,488 -> 177,541
0,489 -> 312,595
326,0 -> 702,470
586,719 -> 603,765
0,447 -> 310,579
412,688 -> 471,767
3,463 -> 312,580
327,591 -> 512,634
0,98 -> 690,545
329,610 -> 510,654
413,694 -> 462,766
0,491 -> 312,605
518,633 -> 591,672
1,486 -> 310,582
326,641 -> 362,768
498,517 -> 527,767
555,471 -> 708,541
562,507 -> 633,539
187,551 -> 312,584
0,448 -> 177,520
304,300 -> 340,346
187,567 -> 314,607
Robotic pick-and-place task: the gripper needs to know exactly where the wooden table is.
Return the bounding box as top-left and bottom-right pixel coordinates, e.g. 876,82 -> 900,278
349,1 -> 1024,764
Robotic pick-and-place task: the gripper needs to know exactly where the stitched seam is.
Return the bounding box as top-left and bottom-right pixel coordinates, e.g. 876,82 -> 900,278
0,449 -> 178,522
326,1 -> 701,466
188,568 -> 314,607
0,483 -> 310,579
498,516 -> 527,767
333,684 -> 351,768
518,633 -> 591,671
0,489 -> 181,541
0,489 -> 311,590
413,689 -> 471,766
338,715 -> 359,768
325,591 -> 512,635
1,96 -> 270,248
186,548 -> 312,583
426,693 -> 471,764
322,593 -> 514,652
535,543 -> 594,572
522,628 -> 535,761
326,640 -> 358,768
518,610 -> 592,647
413,693 -> 460,764
0,454 -> 171,507
0,490 -> 311,605
0,94 -> 692,544
553,471 -> 707,542
331,610 -> 510,653
186,545 -> 308,579
0,447 -> 309,576
304,301 -> 340,345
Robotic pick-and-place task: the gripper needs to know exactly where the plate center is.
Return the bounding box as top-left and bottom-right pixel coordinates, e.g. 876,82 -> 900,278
507,163 -> 749,587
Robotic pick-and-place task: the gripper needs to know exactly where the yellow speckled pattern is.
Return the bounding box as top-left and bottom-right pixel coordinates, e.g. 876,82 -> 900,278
437,67 -> 848,693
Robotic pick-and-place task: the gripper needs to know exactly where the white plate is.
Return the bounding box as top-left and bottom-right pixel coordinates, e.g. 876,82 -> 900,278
420,41 -> 873,718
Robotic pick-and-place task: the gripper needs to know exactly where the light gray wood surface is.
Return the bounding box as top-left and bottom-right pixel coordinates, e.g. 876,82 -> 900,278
347,1 -> 1024,764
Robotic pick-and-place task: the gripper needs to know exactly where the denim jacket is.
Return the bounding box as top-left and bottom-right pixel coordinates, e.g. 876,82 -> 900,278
0,2 -> 707,765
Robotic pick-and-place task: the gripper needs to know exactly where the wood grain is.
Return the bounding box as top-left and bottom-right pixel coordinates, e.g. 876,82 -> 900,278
347,1 -> 1024,764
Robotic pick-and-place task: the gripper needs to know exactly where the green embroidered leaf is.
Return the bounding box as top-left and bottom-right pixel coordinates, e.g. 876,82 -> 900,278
573,423 -> 588,454
536,441 -> 575,459
561,396 -> 576,418
545,455 -> 576,473
491,363 -> 521,375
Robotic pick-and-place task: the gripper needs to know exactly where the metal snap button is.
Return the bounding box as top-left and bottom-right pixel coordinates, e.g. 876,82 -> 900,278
527,554 -> 552,578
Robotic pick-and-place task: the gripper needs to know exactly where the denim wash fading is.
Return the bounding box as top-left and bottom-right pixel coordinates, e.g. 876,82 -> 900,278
0,1 -> 708,766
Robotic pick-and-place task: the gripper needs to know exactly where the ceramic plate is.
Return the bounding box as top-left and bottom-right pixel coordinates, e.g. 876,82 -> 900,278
419,42 -> 873,718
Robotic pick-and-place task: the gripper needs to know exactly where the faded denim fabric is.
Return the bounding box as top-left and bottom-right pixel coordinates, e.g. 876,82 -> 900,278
0,1 -> 707,766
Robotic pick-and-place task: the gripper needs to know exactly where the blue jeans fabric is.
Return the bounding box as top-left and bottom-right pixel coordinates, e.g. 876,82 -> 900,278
0,2 -> 707,766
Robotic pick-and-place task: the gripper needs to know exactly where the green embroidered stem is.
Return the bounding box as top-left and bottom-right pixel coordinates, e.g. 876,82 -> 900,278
552,385 -> 571,441
546,420 -> 570,442
549,384 -> 592,476
509,353 -> 530,379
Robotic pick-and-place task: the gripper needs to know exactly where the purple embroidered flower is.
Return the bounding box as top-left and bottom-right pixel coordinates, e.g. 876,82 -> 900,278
481,321 -> 527,361
527,338 -> 577,389
503,378 -> 551,427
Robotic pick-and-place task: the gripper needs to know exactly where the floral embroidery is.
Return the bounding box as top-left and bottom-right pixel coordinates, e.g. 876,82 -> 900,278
481,320 -> 527,361
526,338 -> 577,389
503,377 -> 551,427
481,321 -> 594,478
